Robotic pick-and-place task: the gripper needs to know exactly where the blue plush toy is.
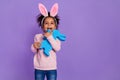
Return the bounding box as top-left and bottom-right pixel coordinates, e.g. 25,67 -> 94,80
40,29 -> 66,56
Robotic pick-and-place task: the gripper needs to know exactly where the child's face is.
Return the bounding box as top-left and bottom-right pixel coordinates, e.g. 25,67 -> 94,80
42,17 -> 56,32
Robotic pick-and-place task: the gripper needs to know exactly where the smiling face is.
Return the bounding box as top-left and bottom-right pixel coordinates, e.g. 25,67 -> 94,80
42,17 -> 56,32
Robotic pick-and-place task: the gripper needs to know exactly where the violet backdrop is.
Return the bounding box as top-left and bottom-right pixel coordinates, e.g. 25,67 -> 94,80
0,0 -> 120,80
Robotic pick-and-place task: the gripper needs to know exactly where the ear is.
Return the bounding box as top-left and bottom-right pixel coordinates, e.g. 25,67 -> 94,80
38,3 -> 48,16
50,3 -> 58,17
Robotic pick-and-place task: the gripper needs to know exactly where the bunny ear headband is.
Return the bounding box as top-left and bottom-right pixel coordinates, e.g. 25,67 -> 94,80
38,3 -> 59,26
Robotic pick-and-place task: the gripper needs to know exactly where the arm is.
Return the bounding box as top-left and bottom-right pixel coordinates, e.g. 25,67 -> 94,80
31,34 -> 41,53
47,35 -> 61,52
31,44 -> 38,53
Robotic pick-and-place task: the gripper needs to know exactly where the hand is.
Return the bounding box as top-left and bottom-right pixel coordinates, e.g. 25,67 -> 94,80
43,32 -> 52,38
33,42 -> 40,49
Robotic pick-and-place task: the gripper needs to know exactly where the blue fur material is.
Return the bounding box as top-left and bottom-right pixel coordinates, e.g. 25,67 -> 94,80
40,29 -> 66,56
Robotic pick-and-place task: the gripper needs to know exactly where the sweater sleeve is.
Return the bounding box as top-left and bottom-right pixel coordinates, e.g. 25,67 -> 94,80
31,34 -> 42,53
47,35 -> 61,52
31,44 -> 37,53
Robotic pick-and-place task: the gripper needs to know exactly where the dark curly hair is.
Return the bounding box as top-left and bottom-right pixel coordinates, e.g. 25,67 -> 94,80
37,12 -> 60,29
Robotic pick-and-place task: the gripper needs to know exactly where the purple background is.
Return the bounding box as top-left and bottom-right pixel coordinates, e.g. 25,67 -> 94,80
0,0 -> 120,80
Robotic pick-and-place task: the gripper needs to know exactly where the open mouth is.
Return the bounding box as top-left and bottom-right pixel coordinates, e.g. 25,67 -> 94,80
47,28 -> 53,31
47,28 -> 52,30
46,28 -> 53,32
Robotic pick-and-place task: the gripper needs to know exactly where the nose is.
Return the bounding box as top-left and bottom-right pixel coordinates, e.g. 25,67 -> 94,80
47,24 -> 52,28
48,23 -> 51,27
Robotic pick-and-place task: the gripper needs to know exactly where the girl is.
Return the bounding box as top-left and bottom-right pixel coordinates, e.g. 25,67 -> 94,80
31,3 -> 61,80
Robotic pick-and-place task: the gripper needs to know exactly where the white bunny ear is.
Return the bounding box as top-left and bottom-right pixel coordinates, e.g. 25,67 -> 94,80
38,3 -> 48,16
50,3 -> 58,17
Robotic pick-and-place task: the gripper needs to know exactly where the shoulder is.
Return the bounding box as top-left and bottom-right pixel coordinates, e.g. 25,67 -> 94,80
34,33 -> 43,42
34,33 -> 43,38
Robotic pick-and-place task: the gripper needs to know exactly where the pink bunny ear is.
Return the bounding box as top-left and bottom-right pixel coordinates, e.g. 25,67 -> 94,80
38,3 -> 48,16
50,3 -> 58,17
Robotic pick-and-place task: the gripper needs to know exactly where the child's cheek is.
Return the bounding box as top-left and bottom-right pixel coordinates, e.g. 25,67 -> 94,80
43,26 -> 47,30
53,26 -> 57,30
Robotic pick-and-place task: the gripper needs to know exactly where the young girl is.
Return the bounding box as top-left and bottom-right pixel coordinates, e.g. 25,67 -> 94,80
31,3 -> 61,80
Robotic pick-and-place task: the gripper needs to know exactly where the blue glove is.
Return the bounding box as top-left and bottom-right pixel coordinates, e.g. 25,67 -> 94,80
40,29 -> 66,56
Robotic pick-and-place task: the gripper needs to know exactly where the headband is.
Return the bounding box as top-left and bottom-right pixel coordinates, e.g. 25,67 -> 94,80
38,3 -> 59,26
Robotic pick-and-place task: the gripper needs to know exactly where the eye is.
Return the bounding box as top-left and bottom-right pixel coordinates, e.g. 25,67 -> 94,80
51,22 -> 55,24
45,22 -> 48,24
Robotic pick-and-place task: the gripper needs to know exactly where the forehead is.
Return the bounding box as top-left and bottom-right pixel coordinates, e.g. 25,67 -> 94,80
44,17 -> 54,22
